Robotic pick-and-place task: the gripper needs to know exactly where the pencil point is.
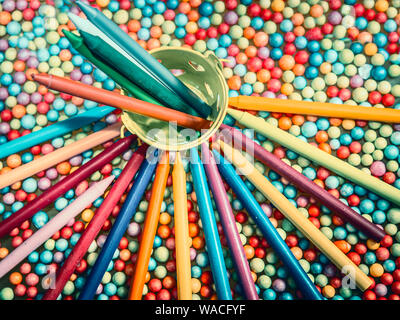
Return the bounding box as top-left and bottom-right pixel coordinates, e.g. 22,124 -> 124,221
226,108 -> 245,122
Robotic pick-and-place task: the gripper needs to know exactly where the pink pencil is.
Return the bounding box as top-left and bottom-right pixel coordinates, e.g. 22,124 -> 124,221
42,144 -> 148,300
0,176 -> 114,279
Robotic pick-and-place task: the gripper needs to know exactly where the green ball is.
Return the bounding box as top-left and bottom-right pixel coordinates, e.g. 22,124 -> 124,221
257,275 -> 272,289
62,281 -> 75,295
391,243 -> 400,257
250,258 -> 265,273
112,272 -> 127,286
388,208 -> 400,224
154,246 -> 169,262
264,264 -> 276,277
0,288 -> 14,300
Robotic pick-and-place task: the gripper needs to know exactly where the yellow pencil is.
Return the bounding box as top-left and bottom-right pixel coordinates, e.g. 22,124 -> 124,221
229,96 -> 400,123
217,139 -> 373,292
172,152 -> 192,300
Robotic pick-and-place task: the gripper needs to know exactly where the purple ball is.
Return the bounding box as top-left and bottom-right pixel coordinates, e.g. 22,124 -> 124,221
69,155 -> 83,166
30,92 -> 42,104
375,284 -> 387,297
17,92 -> 30,105
81,74 -> 94,85
0,39 -> 9,51
105,113 -> 118,124
350,75 -> 363,88
70,69 -> 82,81
190,247 -> 197,260
323,264 -> 337,277
16,0 -> 28,10
38,177 -> 52,190
0,88 -> 9,101
262,91 -> 276,98
18,49 -> 31,61
46,167 -> 59,180
224,11 -> 238,25
122,150 -> 133,161
272,279 -> 286,292
2,0 -> 16,12
328,11 -> 342,25
14,71 -> 27,84
258,47 -> 270,59
0,122 -> 10,135
261,203 -> 272,217
3,193 -> 15,205
27,56 -> 39,68
53,252 -> 64,264
127,222 -> 141,237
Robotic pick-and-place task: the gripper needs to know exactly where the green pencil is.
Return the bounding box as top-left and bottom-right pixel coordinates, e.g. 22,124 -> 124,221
63,30 -> 162,106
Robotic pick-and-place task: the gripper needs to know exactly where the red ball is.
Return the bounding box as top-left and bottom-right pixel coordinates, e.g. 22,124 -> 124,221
327,86 -> 339,98
225,0 -> 238,10
73,221 -> 85,233
14,284 -> 27,297
368,91 -> 382,105
354,3 -> 365,16
255,247 -> 266,259
144,292 -> 156,300
157,289 -> 171,300
217,23 -> 230,35
148,279 -> 162,293
347,252 -> 361,265
381,273 -> 394,286
12,236 -> 23,248
113,259 -> 125,272
294,50 -> 309,64
285,235 -> 298,247
271,12 -> 283,24
364,9 -> 376,21
375,12 -> 387,23
321,23 -> 333,35
22,8 -> 35,20
381,235 -> 393,248
247,57 -> 263,72
355,243 -> 367,255
382,94 -> 395,107
249,236 -> 260,248
236,211 -> 247,224
247,3 -> 261,17
392,281 -> 400,295
207,27 -> 218,38
260,9 -> 272,21
60,226 -> 73,239
349,141 -> 362,154
336,146 -> 350,159
376,247 -> 390,261
184,34 -> 196,45
329,0 -> 341,10
316,168 -> 330,180
75,259 -> 88,273
26,286 -> 38,299
347,194 -> 360,206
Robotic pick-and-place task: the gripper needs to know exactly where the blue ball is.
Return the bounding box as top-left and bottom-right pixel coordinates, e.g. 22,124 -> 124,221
269,33 -> 284,48
198,2 -> 214,17
32,211 -> 49,229
22,177 -> 38,193
301,121 -> 318,138
263,289 -> 277,300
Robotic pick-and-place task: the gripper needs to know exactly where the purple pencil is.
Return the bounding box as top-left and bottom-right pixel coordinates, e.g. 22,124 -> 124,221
201,143 -> 258,300
219,124 -> 385,241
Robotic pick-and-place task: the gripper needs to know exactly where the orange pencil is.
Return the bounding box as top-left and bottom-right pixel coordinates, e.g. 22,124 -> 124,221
229,96 -> 400,123
33,73 -> 212,130
128,151 -> 170,300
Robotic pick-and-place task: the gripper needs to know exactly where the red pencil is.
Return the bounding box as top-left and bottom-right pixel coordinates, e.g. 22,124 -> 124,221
0,135 -> 137,239
42,144 -> 148,300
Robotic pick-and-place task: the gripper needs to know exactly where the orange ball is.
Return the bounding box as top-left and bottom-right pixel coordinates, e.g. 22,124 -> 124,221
187,10 -> 199,22
190,0 -> 201,8
119,249 -> 131,261
147,38 -> 160,50
315,130 -> 329,143
292,115 -> 305,126
227,75 -> 241,91
292,64 -> 305,76
157,225 -> 170,239
56,161 -> 71,175
329,118 -> 342,127
12,104 -> 26,119
150,26 -> 162,38
9,272 -> 23,285
192,236 -> 205,249
0,11 -> 12,25
310,4 -> 324,17
188,222 -> 199,237
278,55 -> 295,71
59,49 -> 72,62
0,247 -> 8,259
281,83 -> 294,96
243,27 -> 256,39
6,154 -> 22,169
178,2 -> 191,14
294,26 -> 305,36
14,60 -> 25,72
253,32 -> 268,47
71,96 -> 84,106
291,13 -> 304,26
375,0 -> 389,12
334,240 -> 351,254
364,42 -> 378,55
291,246 -> 303,260
319,62 -> 332,74
256,69 -> 270,83
359,32 -> 373,44
244,245 -> 255,259
278,116 -> 292,130
128,20 -> 141,33
236,52 -> 248,64
159,212 -> 171,225
318,142 -> 331,154
245,45 -> 257,58
271,0 -> 285,12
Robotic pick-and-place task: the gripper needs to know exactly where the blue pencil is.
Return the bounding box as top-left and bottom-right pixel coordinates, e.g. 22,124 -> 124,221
0,106 -> 114,159
79,150 -> 158,300
190,148 -> 232,300
212,149 -> 324,300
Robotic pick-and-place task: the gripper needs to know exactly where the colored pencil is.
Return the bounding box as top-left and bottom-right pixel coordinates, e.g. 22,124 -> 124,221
76,1 -> 212,118
218,140 -> 373,292
201,143 -> 258,300
0,176 -> 114,279
0,122 -> 123,190
212,148 -> 323,300
0,134 -> 136,239
128,151 -> 170,300
42,144 -> 148,300
172,152 -> 192,300
190,147 -> 232,300
79,151 -> 158,300
62,30 -> 163,106
229,96 -> 400,123
219,124 -> 386,241
33,73 -> 212,131
227,109 -> 400,207
0,106 -> 114,160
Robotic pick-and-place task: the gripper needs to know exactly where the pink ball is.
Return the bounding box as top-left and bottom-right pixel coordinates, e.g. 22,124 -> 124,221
370,161 -> 386,177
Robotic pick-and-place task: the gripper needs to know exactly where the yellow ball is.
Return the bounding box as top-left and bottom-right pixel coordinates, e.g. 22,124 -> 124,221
367,239 -> 380,250
81,209 -> 94,223
370,263 -> 384,277
322,285 -> 335,298
96,0 -> 110,8
191,278 -> 201,293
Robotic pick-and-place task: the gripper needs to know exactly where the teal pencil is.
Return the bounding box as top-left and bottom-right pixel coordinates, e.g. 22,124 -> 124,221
76,1 -> 212,118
